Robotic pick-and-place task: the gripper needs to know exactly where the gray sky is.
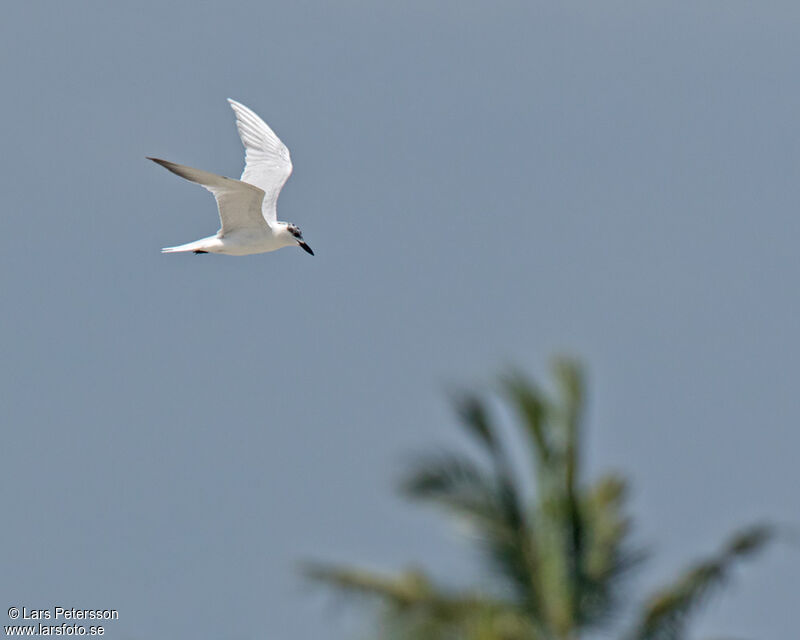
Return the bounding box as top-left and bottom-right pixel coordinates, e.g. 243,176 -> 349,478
1,2 -> 798,638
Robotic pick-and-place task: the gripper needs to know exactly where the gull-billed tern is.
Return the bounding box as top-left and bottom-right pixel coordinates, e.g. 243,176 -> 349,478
149,99 -> 313,257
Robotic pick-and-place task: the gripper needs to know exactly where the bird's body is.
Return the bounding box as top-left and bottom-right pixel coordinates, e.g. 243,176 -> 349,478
150,99 -> 313,257
161,229 -> 294,256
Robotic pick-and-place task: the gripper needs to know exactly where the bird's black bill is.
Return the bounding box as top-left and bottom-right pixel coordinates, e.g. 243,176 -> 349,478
299,242 -> 314,256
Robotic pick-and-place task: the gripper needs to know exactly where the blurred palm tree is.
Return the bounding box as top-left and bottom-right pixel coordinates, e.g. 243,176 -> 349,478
306,359 -> 776,640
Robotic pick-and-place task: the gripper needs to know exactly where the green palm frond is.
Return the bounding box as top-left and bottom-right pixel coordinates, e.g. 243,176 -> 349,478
304,564 -> 541,640
303,563 -> 495,616
401,451 -> 540,614
578,474 -> 645,629
447,391 -> 525,534
402,452 -> 500,526
454,391 -> 502,456
303,564 -> 437,607
502,360 -> 595,632
380,604 -> 543,640
499,370 -> 552,475
403,390 -> 544,616
627,524 -> 775,640
552,359 -> 587,628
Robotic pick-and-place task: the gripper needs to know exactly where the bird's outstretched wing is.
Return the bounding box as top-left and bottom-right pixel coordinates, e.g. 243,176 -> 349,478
228,99 -> 293,226
148,158 -> 267,236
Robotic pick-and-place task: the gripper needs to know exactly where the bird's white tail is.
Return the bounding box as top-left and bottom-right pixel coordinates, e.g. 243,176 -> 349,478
161,239 -> 209,254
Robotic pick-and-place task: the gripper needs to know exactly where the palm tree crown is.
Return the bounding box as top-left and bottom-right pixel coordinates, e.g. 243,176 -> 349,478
307,359 -> 776,640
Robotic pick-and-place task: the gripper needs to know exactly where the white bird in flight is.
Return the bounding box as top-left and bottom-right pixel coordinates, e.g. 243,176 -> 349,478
149,99 -> 313,256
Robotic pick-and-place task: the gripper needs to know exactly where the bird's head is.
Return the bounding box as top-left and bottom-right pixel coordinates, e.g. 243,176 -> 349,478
283,223 -> 314,255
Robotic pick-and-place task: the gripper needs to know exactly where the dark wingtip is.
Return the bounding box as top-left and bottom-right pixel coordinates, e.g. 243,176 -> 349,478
147,158 -> 182,176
